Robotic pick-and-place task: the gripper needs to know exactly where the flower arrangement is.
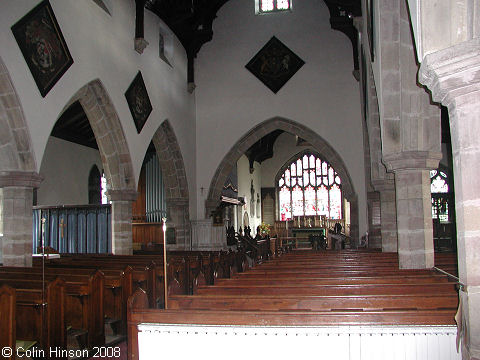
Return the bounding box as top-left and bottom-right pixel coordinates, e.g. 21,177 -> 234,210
259,222 -> 270,235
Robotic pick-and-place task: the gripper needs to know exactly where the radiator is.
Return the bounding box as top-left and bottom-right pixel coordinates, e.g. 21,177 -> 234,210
137,324 -> 461,360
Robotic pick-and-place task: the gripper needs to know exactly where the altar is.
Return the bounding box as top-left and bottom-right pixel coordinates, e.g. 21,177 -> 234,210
291,227 -> 326,237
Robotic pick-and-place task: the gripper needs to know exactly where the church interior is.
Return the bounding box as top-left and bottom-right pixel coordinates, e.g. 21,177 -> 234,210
0,0 -> 479,359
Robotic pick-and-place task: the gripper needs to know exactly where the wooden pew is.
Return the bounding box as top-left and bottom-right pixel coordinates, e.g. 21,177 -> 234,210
193,282 -> 457,296
0,268 -> 104,348
0,278 -> 66,359
127,288 -> 457,360
32,261 -> 135,335
0,285 -> 15,360
214,274 -> 450,286
168,293 -> 458,311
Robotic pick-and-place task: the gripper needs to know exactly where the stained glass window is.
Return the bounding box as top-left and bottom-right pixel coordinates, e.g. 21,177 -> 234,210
278,153 -> 343,220
430,169 -> 450,223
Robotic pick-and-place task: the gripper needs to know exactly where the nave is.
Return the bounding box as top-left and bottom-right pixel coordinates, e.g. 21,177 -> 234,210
0,246 -> 459,359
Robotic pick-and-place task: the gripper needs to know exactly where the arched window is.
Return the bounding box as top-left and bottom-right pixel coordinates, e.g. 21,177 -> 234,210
101,172 -> 108,205
430,169 -> 449,223
256,0 -> 291,14
278,153 -> 342,220
89,165 -> 109,205
88,165 -> 101,204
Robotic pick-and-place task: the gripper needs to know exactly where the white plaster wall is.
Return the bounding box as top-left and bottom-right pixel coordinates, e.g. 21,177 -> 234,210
0,0 -> 197,216
237,155 -> 262,232
195,0 -> 367,235
37,137 -> 102,206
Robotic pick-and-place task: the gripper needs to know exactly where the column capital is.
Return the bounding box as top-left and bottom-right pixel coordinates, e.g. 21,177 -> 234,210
0,171 -> 43,188
383,151 -> 442,172
106,189 -> 138,202
419,38 -> 480,107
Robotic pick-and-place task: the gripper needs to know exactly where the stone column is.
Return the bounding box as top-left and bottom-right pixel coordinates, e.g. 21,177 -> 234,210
419,38 -> 480,359
0,171 -> 42,266
107,189 -> 137,255
373,179 -> 398,252
384,152 -> 441,269
166,197 -> 190,250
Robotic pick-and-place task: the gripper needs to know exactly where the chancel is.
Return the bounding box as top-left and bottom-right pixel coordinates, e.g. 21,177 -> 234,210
0,0 -> 479,360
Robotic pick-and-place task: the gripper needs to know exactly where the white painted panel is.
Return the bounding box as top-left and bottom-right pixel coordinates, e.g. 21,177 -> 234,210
137,325 -> 462,360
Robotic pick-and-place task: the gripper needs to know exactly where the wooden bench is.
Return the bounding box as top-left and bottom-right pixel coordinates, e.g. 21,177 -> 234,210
0,278 -> 66,359
0,285 -> 15,360
0,268 -> 104,348
194,282 -> 457,296
127,289 -> 457,360
168,293 -> 458,311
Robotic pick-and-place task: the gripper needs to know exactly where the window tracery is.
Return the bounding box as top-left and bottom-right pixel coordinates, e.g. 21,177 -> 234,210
278,153 -> 342,220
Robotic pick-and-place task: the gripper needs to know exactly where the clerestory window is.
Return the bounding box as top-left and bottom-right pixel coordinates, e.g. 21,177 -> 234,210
277,153 -> 342,220
256,0 -> 291,14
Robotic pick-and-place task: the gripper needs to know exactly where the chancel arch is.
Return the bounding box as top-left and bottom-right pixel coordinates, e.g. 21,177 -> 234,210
206,117 -> 359,242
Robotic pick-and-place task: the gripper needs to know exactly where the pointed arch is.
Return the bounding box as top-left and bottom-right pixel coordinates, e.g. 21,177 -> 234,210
206,117 -> 359,241
0,56 -> 37,173
88,164 -> 101,204
151,120 -> 189,200
150,119 -> 190,248
61,79 -> 135,192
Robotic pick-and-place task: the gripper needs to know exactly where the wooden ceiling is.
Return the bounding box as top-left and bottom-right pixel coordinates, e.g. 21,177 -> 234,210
51,101 -> 98,149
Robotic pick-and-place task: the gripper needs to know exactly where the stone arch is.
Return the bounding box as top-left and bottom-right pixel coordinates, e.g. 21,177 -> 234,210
206,117 -> 359,241
0,56 -> 37,174
61,79 -> 135,193
59,79 -> 136,254
151,119 -> 190,248
0,56 -> 41,266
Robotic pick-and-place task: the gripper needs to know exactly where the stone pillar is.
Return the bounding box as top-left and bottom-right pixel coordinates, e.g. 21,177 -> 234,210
384,152 -> 441,269
166,198 -> 190,250
419,38 -> 480,359
0,171 -> 42,266
373,179 -> 398,252
107,189 -> 137,255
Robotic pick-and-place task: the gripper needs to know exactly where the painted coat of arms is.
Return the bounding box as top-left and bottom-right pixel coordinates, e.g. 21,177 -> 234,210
245,36 -> 305,93
125,71 -> 152,133
11,1 -> 73,97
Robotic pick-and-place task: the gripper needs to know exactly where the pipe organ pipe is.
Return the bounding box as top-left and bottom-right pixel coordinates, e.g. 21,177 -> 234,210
154,154 -> 157,223
146,158 -> 149,222
147,157 -> 151,222
155,155 -> 159,222
150,156 -> 154,222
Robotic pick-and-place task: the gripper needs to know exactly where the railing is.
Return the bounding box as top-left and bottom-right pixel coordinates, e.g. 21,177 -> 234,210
33,204 -> 111,254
